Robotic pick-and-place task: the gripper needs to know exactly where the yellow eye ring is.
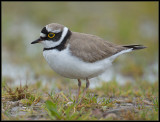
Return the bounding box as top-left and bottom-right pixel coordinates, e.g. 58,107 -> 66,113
48,33 -> 55,38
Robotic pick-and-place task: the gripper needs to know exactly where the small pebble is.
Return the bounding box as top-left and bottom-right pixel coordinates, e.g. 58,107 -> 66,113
105,113 -> 117,119
65,102 -> 73,106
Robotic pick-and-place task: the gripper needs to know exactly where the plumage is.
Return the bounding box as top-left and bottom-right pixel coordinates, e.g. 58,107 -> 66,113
68,32 -> 127,63
31,23 -> 146,104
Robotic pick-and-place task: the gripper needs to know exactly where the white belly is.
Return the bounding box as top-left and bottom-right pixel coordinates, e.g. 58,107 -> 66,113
43,45 -> 132,79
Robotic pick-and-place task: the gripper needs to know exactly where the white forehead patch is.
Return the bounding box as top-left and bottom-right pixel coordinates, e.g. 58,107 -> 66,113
40,33 -> 46,37
46,25 -> 51,32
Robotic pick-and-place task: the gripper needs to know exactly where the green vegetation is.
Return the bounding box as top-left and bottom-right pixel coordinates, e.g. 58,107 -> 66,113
2,79 -> 158,120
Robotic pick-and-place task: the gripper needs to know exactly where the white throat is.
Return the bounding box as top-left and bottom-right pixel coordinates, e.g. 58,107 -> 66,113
41,27 -> 68,48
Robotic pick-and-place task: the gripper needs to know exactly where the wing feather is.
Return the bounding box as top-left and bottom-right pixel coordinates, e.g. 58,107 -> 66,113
69,32 -> 125,63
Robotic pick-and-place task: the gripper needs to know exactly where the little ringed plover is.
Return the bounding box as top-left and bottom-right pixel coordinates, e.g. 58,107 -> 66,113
31,23 -> 146,103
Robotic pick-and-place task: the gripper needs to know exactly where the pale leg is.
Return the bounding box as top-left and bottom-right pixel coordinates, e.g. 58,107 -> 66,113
82,78 -> 90,98
76,79 -> 81,103
78,78 -> 90,104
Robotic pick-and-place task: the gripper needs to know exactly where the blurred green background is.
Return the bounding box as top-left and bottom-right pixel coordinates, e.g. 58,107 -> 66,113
2,2 -> 158,87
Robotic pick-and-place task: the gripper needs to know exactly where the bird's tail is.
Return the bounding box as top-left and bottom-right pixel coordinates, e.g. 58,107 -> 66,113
123,44 -> 147,50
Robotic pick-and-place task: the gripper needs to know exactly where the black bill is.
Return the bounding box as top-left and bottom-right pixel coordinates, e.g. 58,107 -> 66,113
31,38 -> 42,44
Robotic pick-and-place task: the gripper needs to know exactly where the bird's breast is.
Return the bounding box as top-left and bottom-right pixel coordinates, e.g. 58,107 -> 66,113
42,45 -> 112,79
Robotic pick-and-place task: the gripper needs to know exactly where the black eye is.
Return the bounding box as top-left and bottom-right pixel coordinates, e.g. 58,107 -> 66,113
48,33 -> 55,38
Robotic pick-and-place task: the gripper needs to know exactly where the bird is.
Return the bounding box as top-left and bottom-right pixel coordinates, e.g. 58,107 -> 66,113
31,23 -> 146,103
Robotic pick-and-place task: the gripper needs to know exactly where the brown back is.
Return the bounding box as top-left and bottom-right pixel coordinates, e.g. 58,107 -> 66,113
68,32 -> 126,63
